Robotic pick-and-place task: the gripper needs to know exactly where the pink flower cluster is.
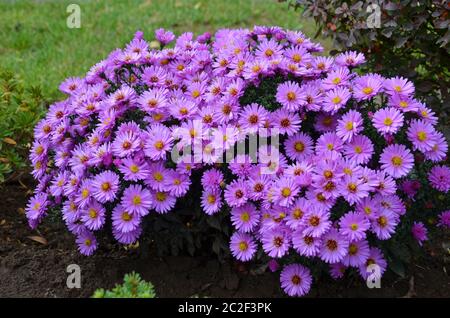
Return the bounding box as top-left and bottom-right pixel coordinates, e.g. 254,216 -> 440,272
26,26 -> 449,297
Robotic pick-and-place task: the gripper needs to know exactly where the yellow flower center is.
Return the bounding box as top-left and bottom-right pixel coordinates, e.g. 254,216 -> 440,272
399,101 -> 408,108
122,212 -> 132,221
240,212 -> 250,222
417,131 -> 427,141
89,208 -> 97,219
239,241 -> 248,251
391,156 -> 403,167
207,194 -> 216,204
291,275 -> 301,285
292,54 -> 301,63
294,141 -> 305,152
326,239 -> 338,251
156,192 -> 167,202
153,172 -> 163,182
362,87 -> 373,95
101,182 -> 111,191
281,187 -> 291,198
132,195 -> 141,205
349,243 -> 358,255
287,92 -> 296,101
130,164 -> 139,173
377,216 -> 387,227
154,140 -> 164,150
384,117 -> 393,126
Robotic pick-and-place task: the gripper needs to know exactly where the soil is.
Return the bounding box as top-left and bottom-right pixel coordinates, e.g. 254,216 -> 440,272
1,182 -> 449,298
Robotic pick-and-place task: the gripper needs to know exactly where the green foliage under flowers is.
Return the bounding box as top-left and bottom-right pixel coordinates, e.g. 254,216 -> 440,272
0,68 -> 47,183
284,0 -> 450,135
92,272 -> 156,298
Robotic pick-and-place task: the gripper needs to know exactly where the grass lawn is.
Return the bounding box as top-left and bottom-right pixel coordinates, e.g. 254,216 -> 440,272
0,0 -> 327,100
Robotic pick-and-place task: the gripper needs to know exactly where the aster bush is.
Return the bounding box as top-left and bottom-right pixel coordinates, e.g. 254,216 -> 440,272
26,26 -> 449,297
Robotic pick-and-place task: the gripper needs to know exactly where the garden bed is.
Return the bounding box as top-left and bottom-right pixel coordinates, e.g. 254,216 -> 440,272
1,181 -> 449,298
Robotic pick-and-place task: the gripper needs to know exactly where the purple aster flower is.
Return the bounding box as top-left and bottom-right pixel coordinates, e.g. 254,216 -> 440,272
407,119 -> 437,152
428,165 -> 450,192
424,131 -> 448,162
358,247 -> 387,280
137,88 -> 168,112
280,264 -> 312,297
371,209 -> 399,240
272,177 -> 299,207
92,171 -> 120,203
144,124 -> 173,160
121,184 -> 152,216
400,180 -> 421,199
146,161 -> 170,191
81,200 -> 106,231
155,28 -> 175,45
302,81 -> 324,111
292,231 -> 321,257
268,259 -> 280,272
111,131 -> 140,158
335,51 -> 366,67
112,205 -> 141,233
380,144 -> 414,178
276,81 -> 305,111
238,103 -> 269,133
323,87 -> 351,113
372,107 -> 404,135
224,179 -> 248,207
201,168 -> 224,191
255,38 -> 283,61
322,67 -> 351,90
113,226 -> 142,245
352,74 -> 383,100
118,157 -> 151,181
231,203 -> 260,233
342,239 -> 370,267
272,109 -> 302,136
150,190 -> 176,214
339,211 -> 370,241
315,132 -> 344,155
383,76 -> 415,97
336,110 -> 363,142
201,188 -> 223,215
329,263 -> 347,279
314,113 -> 338,133
340,175 -> 371,205
388,94 -> 420,112
163,170 -> 191,197
26,193 -> 48,222
301,208 -> 331,238
343,135 -> 374,165
76,231 -> 97,256
412,222 -> 428,246
262,226 -> 291,258
285,198 -> 309,230
59,77 -> 83,95
438,210 -> 450,228
229,231 -> 257,262
319,228 -> 349,264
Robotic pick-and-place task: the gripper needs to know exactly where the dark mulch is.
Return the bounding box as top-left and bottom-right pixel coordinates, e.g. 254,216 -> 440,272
1,182 -> 449,298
